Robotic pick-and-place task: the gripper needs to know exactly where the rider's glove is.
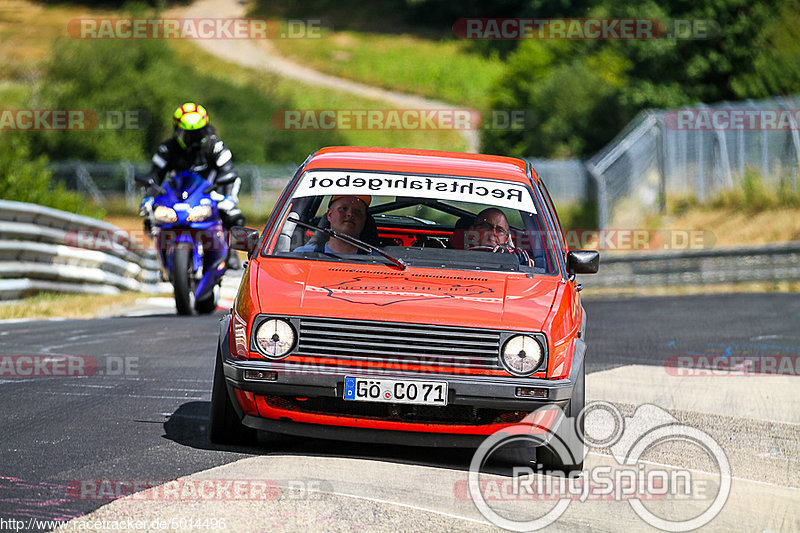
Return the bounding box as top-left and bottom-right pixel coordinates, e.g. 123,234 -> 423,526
139,196 -> 154,216
209,191 -> 225,202
217,196 -> 236,212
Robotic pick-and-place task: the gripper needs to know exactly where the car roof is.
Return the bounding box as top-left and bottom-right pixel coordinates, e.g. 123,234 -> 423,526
303,146 -> 537,185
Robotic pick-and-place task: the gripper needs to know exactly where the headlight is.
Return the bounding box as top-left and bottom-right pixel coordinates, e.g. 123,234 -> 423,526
187,205 -> 213,221
254,319 -> 296,358
153,206 -> 177,223
501,335 -> 544,376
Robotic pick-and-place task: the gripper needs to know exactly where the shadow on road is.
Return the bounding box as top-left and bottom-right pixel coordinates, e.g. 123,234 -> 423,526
163,401 -> 533,477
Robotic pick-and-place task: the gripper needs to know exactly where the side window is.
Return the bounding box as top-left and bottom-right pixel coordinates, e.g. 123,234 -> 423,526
530,180 -> 567,278
537,177 -> 568,252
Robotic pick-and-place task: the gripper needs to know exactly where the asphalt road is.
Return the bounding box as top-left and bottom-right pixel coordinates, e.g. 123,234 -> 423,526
0,293 -> 798,531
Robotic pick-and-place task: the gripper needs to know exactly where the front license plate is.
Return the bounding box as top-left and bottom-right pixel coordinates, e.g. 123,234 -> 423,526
343,376 -> 448,406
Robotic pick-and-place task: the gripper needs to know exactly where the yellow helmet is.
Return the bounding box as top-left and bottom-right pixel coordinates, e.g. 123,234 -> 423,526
172,102 -> 210,149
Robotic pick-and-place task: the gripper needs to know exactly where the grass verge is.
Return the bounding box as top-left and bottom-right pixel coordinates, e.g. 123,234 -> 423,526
266,28 -> 503,109
0,291 -> 158,320
168,34 -> 470,153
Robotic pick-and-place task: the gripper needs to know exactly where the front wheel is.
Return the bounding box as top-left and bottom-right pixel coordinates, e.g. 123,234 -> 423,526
208,346 -> 254,445
172,244 -> 195,316
537,360 -> 586,472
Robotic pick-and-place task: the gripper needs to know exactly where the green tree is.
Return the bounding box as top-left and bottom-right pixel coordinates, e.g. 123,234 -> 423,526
483,0 -> 800,158
0,134 -> 103,217
30,34 -> 343,164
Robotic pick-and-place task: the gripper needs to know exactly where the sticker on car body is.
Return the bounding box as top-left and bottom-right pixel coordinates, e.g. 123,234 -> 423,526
293,171 -> 537,213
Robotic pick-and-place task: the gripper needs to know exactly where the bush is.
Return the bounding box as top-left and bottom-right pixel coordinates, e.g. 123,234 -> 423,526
0,134 -> 104,217
29,28 -> 342,164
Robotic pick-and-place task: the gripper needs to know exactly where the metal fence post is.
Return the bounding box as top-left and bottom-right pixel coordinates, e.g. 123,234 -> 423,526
585,162 -> 608,229
652,111 -> 667,213
696,103 -> 706,203
122,161 -> 136,210
779,96 -> 800,193
76,164 -> 106,206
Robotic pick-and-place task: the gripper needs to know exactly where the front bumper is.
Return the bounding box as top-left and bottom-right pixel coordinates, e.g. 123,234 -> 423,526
217,315 -> 585,445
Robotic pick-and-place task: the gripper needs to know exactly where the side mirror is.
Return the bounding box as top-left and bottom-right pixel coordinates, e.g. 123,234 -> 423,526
229,226 -> 260,258
567,250 -> 600,275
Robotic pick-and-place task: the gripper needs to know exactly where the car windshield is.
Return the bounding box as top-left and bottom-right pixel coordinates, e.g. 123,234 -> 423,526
263,170 -> 560,275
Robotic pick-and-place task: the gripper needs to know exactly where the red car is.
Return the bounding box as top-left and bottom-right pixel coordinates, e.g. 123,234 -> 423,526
210,147 -> 598,468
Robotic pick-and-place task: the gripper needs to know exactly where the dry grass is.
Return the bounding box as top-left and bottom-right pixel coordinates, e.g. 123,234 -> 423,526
652,206 -> 800,247
0,291 -> 156,320
0,0 -> 115,78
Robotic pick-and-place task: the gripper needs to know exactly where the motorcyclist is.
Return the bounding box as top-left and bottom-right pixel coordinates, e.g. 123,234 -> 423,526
140,102 -> 244,268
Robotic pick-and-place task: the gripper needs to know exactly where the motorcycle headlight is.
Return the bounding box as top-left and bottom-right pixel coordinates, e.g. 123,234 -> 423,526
153,206 -> 177,223
501,335 -> 544,376
254,319 -> 296,359
187,205 -> 213,222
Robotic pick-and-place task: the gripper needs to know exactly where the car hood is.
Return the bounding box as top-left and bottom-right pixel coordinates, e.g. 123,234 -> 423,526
253,259 -> 560,331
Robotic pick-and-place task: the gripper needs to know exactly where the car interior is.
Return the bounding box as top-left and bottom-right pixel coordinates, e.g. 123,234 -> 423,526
271,195 -> 558,273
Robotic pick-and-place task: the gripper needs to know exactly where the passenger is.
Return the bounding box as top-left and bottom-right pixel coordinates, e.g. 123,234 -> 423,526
465,208 -> 533,266
293,195 -> 372,253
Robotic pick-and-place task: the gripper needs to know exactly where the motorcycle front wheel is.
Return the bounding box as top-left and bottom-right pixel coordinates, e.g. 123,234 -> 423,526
172,244 -> 195,316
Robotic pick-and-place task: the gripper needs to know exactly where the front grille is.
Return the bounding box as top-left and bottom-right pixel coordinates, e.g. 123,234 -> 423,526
294,317 -> 504,372
262,395 -> 528,426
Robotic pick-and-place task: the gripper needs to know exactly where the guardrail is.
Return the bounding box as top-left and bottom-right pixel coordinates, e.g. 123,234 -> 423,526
584,243 -> 800,288
0,200 -> 163,300
3,199 -> 798,299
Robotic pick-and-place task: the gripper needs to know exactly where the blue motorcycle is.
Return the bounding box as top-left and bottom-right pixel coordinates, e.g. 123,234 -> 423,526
137,171 -> 234,315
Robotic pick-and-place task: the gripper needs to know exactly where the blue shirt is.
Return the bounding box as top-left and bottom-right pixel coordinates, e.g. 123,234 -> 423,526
293,242 -> 382,255
293,242 -> 336,253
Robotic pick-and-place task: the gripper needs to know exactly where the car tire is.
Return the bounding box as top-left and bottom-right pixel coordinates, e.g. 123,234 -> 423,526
489,362 -> 585,471
537,360 -> 586,473
173,244 -> 195,316
208,346 -> 255,445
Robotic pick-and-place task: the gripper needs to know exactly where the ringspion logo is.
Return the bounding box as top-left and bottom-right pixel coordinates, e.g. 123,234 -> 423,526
467,402 -> 731,531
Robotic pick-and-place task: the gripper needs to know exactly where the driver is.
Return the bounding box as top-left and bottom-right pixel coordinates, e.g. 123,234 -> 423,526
465,208 -> 533,266
293,195 -> 372,253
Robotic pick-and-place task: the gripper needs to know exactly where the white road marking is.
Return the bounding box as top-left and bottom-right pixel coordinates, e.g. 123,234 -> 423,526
587,364 -> 799,425
587,451 -> 800,491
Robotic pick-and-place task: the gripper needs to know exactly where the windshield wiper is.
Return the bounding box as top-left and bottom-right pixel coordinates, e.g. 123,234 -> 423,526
287,216 -> 407,270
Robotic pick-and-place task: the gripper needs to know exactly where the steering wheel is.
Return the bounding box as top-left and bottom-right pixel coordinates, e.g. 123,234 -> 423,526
469,245 -> 508,253
420,237 -> 447,249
